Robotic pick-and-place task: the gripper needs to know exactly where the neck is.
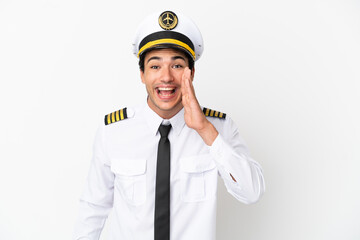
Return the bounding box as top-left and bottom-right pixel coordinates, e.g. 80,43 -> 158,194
147,98 -> 183,119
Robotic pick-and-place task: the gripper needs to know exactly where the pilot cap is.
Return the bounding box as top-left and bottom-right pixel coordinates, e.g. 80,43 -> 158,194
132,10 -> 204,61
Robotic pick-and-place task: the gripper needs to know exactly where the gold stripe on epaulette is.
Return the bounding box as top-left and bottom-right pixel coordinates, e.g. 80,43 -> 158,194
115,110 -> 120,122
205,108 -> 210,116
111,112 -> 115,123
105,107 -> 128,125
107,114 -> 111,125
202,107 -> 226,119
120,108 -> 124,120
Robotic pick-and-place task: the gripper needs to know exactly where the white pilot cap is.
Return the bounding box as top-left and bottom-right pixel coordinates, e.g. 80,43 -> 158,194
132,10 -> 204,61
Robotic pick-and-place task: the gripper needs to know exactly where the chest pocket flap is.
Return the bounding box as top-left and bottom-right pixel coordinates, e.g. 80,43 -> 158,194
180,154 -> 216,173
111,158 -> 146,176
110,158 -> 147,206
180,154 -> 217,202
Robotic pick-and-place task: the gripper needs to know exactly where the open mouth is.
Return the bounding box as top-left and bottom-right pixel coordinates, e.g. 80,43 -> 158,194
156,87 -> 177,98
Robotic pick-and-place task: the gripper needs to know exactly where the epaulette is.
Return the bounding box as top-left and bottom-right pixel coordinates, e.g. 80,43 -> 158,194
202,107 -> 226,119
104,107 -> 128,125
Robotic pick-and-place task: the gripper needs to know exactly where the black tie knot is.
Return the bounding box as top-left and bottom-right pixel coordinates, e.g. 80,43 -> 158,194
159,124 -> 171,138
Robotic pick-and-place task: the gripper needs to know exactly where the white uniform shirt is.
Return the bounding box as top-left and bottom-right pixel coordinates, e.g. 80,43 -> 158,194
73,103 -> 265,240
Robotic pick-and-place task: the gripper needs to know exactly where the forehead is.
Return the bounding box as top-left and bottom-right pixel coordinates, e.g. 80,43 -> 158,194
144,48 -> 188,61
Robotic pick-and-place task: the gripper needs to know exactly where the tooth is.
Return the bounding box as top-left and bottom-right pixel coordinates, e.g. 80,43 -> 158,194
158,87 -> 175,90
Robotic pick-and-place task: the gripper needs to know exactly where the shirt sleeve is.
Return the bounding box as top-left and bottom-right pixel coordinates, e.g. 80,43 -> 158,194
208,117 -> 265,204
73,124 -> 114,240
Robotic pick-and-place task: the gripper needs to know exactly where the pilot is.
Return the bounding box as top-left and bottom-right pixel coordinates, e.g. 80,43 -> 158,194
74,10 -> 265,240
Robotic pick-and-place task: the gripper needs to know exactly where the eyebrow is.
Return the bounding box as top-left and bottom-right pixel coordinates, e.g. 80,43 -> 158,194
146,55 -> 186,64
147,56 -> 161,63
172,56 -> 186,61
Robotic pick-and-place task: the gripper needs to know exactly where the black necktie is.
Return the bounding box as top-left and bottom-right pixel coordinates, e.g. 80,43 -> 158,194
154,124 -> 172,240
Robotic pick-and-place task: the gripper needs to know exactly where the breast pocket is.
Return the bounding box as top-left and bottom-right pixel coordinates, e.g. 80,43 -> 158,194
180,154 -> 217,202
111,158 -> 147,206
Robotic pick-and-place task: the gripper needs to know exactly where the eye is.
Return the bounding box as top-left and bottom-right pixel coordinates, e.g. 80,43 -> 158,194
173,64 -> 183,69
150,65 -> 159,69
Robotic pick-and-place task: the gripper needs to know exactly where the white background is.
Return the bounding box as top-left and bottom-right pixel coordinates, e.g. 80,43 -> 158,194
1,0 -> 360,239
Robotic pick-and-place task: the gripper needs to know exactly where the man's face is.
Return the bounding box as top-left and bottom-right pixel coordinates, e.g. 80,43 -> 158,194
140,48 -> 194,119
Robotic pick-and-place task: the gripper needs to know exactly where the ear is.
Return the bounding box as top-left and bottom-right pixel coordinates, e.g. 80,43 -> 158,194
140,70 -> 145,84
190,67 -> 195,81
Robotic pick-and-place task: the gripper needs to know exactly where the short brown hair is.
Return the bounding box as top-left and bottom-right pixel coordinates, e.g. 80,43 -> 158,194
139,48 -> 194,72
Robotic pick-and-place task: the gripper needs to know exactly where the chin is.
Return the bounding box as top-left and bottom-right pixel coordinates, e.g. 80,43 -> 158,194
150,98 -> 183,117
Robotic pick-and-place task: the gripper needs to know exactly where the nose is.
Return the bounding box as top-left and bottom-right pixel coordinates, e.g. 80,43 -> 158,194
161,66 -> 174,83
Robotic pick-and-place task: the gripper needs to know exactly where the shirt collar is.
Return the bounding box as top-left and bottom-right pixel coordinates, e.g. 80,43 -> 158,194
143,102 -> 186,136
168,107 -> 186,136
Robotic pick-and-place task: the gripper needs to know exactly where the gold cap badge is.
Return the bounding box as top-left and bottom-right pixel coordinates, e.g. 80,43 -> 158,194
158,11 -> 178,30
